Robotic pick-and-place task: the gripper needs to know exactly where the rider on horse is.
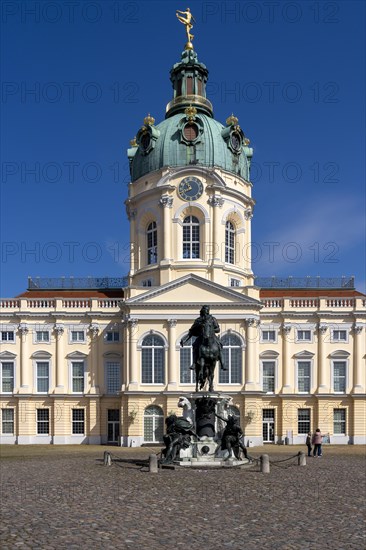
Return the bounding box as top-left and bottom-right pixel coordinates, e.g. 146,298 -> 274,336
180,305 -> 226,371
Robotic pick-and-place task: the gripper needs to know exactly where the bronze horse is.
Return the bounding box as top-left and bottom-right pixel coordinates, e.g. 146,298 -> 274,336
194,317 -> 223,392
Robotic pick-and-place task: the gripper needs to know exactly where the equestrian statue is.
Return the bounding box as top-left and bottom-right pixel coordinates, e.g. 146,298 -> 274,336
180,305 -> 226,392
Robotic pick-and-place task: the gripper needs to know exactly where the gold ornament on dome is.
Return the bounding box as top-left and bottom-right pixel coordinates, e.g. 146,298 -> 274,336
176,7 -> 196,50
130,137 -> 137,147
244,137 -> 251,146
143,114 -> 155,127
185,105 -> 197,121
226,114 -> 239,127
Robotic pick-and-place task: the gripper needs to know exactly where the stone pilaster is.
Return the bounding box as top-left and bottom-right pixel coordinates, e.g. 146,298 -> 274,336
281,324 -> 292,393
128,318 -> 139,387
18,324 -> 29,393
317,324 -> 328,393
167,319 -> 177,388
352,324 -> 364,393
54,324 -> 64,393
159,194 -> 173,263
244,318 -> 260,390
208,195 -> 224,263
89,324 -> 100,394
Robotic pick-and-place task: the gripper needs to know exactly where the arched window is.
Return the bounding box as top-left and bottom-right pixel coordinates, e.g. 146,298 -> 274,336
144,405 -> 164,443
180,335 -> 196,384
225,221 -> 235,264
219,333 -> 242,384
183,215 -> 200,259
228,405 -> 241,426
141,334 -> 165,384
147,221 -> 157,264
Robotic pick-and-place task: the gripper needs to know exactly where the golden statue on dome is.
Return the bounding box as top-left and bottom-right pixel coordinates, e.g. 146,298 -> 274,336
176,7 -> 196,50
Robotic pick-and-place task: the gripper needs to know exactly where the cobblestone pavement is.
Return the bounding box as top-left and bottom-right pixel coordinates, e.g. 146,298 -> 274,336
1,446 -> 365,549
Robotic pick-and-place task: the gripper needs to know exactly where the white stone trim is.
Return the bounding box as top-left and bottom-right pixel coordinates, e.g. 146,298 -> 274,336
68,357 -> 87,395
0,435 -> 17,444
294,356 -> 314,394
260,357 -> 278,394
137,330 -> 169,350
0,324 -> 17,344
33,357 -> 52,395
330,357 -> 349,394
0,355 -> 16,394
173,202 -> 210,224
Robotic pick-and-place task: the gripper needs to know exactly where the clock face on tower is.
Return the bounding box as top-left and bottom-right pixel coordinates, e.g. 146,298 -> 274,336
178,177 -> 204,201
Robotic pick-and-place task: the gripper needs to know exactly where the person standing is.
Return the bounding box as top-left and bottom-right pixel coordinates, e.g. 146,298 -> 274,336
306,432 -> 312,457
312,428 -> 323,457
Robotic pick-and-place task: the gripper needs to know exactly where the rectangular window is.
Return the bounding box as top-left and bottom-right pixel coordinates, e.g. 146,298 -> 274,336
333,409 -> 346,434
230,278 -> 240,287
36,331 -> 50,342
71,331 -> 85,342
37,409 -> 50,435
297,361 -> 311,392
332,330 -> 347,342
262,361 -> 275,392
72,362 -> 84,393
262,330 -> 276,342
2,409 -> 14,434
1,331 -> 14,342
333,361 -> 346,392
1,362 -> 14,393
297,330 -> 311,341
106,331 -> 120,342
106,362 -> 121,393
36,362 -> 49,393
298,409 -> 310,434
72,409 -> 85,434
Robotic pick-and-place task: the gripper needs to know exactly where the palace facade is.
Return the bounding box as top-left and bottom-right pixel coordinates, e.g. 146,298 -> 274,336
1,40 -> 365,446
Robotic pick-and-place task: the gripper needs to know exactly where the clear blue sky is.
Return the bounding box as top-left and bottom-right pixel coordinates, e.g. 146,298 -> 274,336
1,0 -> 365,296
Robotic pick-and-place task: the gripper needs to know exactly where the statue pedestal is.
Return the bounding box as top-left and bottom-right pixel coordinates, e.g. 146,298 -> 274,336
176,392 -> 249,468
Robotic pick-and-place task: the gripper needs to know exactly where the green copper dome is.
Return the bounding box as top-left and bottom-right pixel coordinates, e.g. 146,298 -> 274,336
128,50 -> 253,182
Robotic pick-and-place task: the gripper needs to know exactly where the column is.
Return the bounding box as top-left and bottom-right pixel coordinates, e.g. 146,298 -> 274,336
245,318 -> 260,390
128,318 -> 139,387
317,324 -> 328,393
352,325 -> 364,393
126,205 -> 137,275
89,323 -> 100,394
18,324 -> 29,393
281,324 -> 292,393
244,208 -> 253,273
159,195 -> 173,262
209,195 -> 224,265
167,319 -> 177,387
54,324 -> 64,393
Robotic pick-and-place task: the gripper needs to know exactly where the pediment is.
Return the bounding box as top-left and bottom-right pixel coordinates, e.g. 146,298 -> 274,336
328,350 -> 350,358
293,350 -> 315,359
0,351 -> 17,359
66,351 -> 88,359
126,274 -> 261,308
31,350 -> 52,359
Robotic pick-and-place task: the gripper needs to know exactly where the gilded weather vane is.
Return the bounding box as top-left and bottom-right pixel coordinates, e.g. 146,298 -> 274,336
176,7 -> 196,50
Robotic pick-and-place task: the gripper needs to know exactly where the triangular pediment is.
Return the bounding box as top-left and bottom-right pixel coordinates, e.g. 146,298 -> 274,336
126,274 -> 261,308
293,350 -> 315,359
66,351 -> 88,359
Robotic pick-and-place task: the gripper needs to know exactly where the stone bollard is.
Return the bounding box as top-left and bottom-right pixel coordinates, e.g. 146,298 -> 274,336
298,451 -> 306,466
149,453 -> 158,473
260,454 -> 270,473
103,451 -> 112,466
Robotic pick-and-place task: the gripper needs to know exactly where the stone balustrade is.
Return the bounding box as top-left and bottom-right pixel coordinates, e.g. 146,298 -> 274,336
0,297 -> 123,313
